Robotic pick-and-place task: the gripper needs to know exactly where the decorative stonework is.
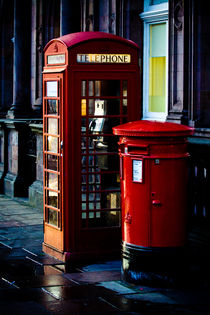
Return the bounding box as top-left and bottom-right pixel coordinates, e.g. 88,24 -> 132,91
174,0 -> 183,31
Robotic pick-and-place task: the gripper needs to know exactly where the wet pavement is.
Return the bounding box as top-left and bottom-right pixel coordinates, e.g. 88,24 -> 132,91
0,194 -> 210,314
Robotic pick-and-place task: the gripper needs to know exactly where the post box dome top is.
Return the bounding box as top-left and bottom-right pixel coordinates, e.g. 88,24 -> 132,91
113,120 -> 194,137
44,31 -> 139,51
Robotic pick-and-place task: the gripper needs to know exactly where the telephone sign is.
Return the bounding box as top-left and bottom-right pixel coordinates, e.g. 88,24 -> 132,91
42,32 -> 140,265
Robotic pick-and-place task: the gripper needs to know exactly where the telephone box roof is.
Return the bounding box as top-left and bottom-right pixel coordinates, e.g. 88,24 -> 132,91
44,31 -> 139,51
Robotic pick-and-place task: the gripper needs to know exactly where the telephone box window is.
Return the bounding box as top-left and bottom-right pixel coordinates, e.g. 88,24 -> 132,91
43,77 -> 61,232
46,81 -> 58,97
87,210 -> 121,228
46,172 -> 59,190
48,209 -> 58,226
46,155 -> 58,171
81,99 -> 87,116
47,100 -> 58,115
47,190 -> 59,208
47,136 -> 58,153
123,81 -> 128,97
81,81 -> 86,97
81,79 -> 127,228
89,81 -> 94,96
47,118 -> 58,135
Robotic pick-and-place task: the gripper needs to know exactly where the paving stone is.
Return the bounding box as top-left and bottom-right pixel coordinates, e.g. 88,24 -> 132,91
64,270 -> 121,283
0,287 -> 57,302
44,284 -> 119,301
43,297 -> 119,314
0,301 -> 52,315
124,292 -> 179,304
97,281 -> 136,294
13,274 -> 75,289
81,260 -> 121,272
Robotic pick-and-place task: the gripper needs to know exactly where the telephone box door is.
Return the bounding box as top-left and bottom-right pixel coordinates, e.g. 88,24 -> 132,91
71,71 -> 138,249
43,72 -> 64,252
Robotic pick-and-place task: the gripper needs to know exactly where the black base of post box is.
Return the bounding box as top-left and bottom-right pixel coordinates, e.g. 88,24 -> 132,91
121,242 -> 188,287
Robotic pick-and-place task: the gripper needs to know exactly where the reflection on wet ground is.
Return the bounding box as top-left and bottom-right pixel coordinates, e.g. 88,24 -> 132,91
0,195 -> 210,314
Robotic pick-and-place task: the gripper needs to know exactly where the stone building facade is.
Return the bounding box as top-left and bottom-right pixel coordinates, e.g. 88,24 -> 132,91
0,0 -> 210,224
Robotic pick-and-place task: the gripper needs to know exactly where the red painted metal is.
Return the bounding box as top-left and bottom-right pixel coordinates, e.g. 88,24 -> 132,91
44,31 -> 139,51
113,120 -> 194,248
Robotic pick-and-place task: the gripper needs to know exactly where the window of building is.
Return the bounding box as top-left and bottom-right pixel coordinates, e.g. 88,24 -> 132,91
140,0 -> 168,121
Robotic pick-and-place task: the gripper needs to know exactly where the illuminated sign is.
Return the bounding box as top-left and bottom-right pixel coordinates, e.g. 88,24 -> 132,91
47,54 -> 65,64
77,54 -> 131,64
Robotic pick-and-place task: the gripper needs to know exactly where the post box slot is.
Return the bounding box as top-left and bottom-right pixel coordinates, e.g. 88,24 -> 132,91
127,145 -> 149,155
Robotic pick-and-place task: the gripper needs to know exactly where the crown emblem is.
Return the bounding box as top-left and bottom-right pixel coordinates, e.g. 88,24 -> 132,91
53,43 -> 58,52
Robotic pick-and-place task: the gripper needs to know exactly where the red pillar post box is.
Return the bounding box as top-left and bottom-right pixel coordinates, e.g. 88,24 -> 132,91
113,120 -> 194,285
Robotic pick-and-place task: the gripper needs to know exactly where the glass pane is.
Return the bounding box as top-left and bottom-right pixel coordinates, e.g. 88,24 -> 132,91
95,81 -> 101,96
150,24 -> 166,57
98,172 -> 120,191
47,118 -> 58,135
81,80 -> 86,97
89,99 -> 120,116
123,99 -> 127,115
88,210 -> 120,228
89,201 -> 101,210
97,80 -> 120,96
89,117 -> 120,134
46,81 -> 58,97
88,99 -> 95,115
82,202 -> 87,211
46,172 -> 58,190
149,23 -> 166,113
123,81 -> 127,97
48,209 -> 58,226
81,137 -> 87,151
81,99 -> 86,116
89,81 -> 94,96
47,100 -> 58,115
81,117 -> 86,134
88,192 -> 101,210
47,190 -> 59,208
87,152 -> 118,170
46,154 -> 58,171
47,136 -> 58,153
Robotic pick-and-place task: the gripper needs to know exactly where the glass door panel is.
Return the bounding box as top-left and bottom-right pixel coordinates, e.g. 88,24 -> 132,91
43,78 -> 62,230
80,79 -> 128,228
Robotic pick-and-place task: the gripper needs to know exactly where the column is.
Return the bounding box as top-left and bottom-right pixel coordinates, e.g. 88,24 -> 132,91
7,0 -> 31,118
60,0 -> 81,36
167,0 -> 189,124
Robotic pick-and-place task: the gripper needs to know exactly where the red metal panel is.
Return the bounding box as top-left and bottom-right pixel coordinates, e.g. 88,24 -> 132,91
150,158 -> 188,247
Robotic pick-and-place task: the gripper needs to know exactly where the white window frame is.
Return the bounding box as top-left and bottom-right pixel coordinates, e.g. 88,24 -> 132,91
140,1 -> 168,121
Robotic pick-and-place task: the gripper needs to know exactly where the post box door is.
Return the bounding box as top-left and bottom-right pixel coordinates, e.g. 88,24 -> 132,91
43,73 -> 64,251
150,158 -> 188,247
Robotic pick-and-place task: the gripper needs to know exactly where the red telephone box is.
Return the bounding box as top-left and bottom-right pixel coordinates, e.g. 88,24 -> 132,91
42,32 -> 140,264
